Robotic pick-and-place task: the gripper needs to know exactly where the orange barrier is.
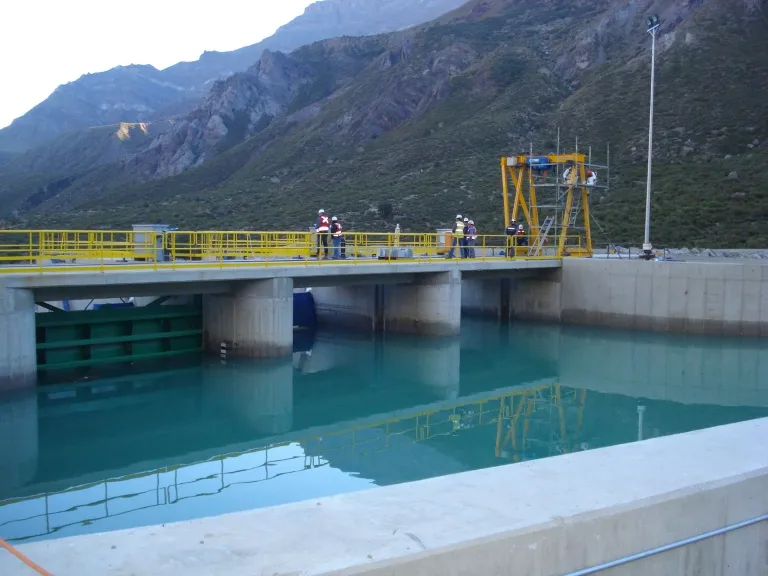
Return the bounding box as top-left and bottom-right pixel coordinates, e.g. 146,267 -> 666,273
0,537 -> 55,576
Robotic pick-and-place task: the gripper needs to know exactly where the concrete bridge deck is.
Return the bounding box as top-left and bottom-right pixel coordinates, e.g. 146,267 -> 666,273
1,259 -> 560,298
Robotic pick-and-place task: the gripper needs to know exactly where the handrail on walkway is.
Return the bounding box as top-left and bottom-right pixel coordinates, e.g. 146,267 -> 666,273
564,513 -> 768,575
0,229 -> 588,274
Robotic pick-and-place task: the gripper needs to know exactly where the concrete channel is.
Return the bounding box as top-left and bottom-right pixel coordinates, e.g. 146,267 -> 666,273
1,257 -> 767,574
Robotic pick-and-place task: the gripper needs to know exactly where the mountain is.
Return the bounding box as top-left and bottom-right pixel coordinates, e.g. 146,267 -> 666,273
0,151 -> 15,168
0,66 -> 195,155
3,0 -> 768,249
0,0 -> 468,154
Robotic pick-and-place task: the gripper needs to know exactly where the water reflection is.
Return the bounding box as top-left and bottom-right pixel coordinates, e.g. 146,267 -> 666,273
1,320 -> 767,543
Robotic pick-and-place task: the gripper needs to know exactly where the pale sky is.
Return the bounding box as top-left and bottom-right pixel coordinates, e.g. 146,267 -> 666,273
0,0 -> 317,128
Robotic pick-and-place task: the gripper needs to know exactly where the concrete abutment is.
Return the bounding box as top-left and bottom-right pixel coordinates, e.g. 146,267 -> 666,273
0,284 -> 37,393
203,278 -> 293,358
470,259 -> 768,336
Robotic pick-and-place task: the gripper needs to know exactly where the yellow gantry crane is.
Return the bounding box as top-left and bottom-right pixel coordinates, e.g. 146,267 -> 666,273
501,145 -> 609,258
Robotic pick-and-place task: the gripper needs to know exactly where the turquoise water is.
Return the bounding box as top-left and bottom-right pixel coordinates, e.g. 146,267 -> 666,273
1,319 -> 767,543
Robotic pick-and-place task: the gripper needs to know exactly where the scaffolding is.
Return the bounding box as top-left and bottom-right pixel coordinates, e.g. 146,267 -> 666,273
501,136 -> 610,258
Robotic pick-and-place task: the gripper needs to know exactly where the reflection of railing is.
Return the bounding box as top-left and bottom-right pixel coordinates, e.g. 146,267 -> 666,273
0,382 -> 584,542
0,444 -> 324,543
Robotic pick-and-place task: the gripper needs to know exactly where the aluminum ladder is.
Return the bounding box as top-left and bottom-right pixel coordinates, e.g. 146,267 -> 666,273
568,196 -> 582,228
529,215 -> 555,257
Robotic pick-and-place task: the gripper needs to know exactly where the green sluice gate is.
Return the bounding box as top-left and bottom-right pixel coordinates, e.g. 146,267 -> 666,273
35,304 -> 203,376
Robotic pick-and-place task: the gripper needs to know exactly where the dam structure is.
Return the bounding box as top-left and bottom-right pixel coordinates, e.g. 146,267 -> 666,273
1,228 -> 768,575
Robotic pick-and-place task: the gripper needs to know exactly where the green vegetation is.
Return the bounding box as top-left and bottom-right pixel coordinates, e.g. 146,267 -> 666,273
2,0 -> 767,249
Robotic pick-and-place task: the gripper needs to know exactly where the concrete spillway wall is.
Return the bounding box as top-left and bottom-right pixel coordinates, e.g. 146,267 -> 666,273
461,259 -> 768,337
560,259 -> 768,336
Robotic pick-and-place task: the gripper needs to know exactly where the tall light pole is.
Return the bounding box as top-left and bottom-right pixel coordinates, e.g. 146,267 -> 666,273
643,14 -> 661,261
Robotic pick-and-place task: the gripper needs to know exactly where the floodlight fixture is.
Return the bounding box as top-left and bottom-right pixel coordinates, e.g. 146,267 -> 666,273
647,14 -> 660,34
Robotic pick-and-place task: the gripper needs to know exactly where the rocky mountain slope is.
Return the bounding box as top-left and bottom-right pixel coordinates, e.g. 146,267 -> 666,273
0,0 -> 466,154
2,0 -> 768,248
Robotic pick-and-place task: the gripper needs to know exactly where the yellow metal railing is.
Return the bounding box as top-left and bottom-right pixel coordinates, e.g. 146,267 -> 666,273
0,229 -> 587,274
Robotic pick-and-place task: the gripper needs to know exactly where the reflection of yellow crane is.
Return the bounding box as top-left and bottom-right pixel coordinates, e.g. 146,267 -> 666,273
501,147 -> 609,258
495,384 -> 587,461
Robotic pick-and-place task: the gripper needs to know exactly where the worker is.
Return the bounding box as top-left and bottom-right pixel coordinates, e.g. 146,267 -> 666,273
462,217 -> 470,258
563,161 -> 576,184
505,219 -> 517,258
586,170 -> 597,186
315,209 -> 330,259
330,216 -> 343,259
517,224 -> 528,247
447,214 -> 465,259
467,220 -> 477,258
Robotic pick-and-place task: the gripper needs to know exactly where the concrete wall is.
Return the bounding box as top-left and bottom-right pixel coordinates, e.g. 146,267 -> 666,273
461,278 -> 503,318
561,259 -> 768,336
313,285 -> 380,331
6,418 -> 767,576
511,268 -> 563,322
312,271 -> 462,337
0,284 -> 36,392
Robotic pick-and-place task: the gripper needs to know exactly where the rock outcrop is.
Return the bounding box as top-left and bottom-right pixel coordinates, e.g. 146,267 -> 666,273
0,0 -> 467,154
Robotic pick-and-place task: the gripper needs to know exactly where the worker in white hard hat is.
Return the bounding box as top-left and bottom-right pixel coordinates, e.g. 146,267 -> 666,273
462,217 -> 470,258
505,219 -> 518,258
467,220 -> 477,258
315,209 -> 331,259
517,223 -> 529,247
447,214 -> 465,259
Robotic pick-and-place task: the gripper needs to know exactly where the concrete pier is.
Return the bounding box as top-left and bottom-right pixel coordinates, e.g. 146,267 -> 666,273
383,270 -> 462,336
203,278 -> 293,358
0,284 -> 36,392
